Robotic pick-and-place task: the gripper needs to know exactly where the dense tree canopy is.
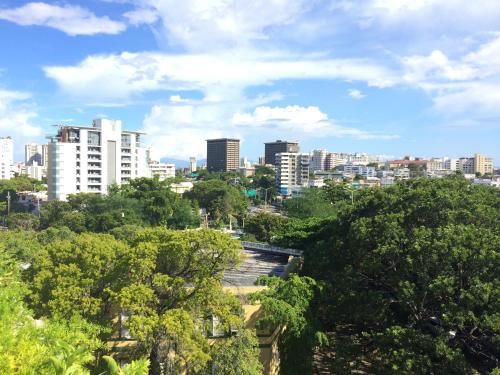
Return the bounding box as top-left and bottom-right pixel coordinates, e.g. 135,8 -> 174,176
273,176 -> 500,374
37,178 -> 201,232
20,227 -> 255,375
0,250 -> 102,375
185,180 -> 247,225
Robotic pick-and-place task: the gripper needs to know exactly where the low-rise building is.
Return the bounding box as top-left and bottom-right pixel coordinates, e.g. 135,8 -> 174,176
170,181 -> 194,194
149,161 -> 175,181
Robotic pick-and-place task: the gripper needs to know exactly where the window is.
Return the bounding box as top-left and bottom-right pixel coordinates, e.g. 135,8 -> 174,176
88,131 -> 101,146
121,134 -> 131,147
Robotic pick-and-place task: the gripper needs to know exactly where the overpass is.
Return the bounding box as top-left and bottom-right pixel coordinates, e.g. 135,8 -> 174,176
241,241 -> 303,257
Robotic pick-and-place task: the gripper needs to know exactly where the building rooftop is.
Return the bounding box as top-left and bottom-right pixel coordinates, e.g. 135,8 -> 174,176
223,249 -> 290,287
206,138 -> 240,142
51,124 -> 145,135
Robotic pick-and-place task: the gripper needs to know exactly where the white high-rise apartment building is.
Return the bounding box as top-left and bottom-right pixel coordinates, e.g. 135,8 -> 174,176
275,152 -> 310,196
47,119 -> 149,201
0,137 -> 13,180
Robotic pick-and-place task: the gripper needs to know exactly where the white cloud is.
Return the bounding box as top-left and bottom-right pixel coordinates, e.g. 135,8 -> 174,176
143,103 -> 230,159
44,50 -> 397,105
232,105 -> 398,139
129,0 -> 311,51
0,89 -> 42,144
123,7 -> 159,26
401,36 -> 500,120
142,103 -> 398,160
347,89 -> 366,99
0,2 -> 126,36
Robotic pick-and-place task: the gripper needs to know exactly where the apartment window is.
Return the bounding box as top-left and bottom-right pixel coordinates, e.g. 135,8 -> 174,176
121,134 -> 131,147
68,129 -> 80,143
88,131 -> 101,146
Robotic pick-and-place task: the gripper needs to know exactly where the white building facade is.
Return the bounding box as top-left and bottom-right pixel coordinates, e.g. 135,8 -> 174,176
0,137 -> 13,180
149,161 -> 176,181
47,119 -> 149,201
275,152 -> 310,196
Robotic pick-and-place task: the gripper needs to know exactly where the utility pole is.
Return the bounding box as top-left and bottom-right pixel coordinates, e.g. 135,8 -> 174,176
7,191 -> 11,215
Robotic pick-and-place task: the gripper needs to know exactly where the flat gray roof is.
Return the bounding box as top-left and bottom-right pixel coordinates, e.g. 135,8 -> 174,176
223,249 -> 289,287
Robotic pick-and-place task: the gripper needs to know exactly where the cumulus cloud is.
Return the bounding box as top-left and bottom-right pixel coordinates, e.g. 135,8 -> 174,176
0,2 -> 126,36
44,50 -> 397,105
401,35 -> 500,120
0,89 -> 42,146
347,89 -> 366,99
233,105 -> 398,139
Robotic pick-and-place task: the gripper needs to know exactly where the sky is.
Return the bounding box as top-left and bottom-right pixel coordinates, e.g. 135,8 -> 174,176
0,0 -> 499,164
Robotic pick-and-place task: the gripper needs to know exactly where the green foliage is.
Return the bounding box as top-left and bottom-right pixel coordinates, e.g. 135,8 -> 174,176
40,200 -> 72,229
186,180 -> 247,224
168,198 -> 201,229
102,355 -> 150,375
39,178 -> 201,233
244,212 -> 288,243
28,233 -> 127,322
285,176 -> 500,373
251,275 -> 321,374
282,183 -> 349,219
210,329 -> 263,375
111,228 -> 246,374
115,177 -> 178,226
0,229 -> 42,263
6,212 -> 40,231
0,250 -> 101,375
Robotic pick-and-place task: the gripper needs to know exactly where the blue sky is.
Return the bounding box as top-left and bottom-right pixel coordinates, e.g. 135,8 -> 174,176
0,0 -> 499,164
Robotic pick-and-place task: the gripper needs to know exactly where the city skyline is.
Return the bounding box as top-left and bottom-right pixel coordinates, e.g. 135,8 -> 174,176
0,1 -> 500,164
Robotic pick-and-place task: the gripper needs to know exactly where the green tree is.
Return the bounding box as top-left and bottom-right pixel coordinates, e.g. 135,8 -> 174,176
28,233 -> 127,323
244,212 -> 287,243
112,228 -> 245,374
0,229 -> 42,263
186,180 -> 247,225
282,185 -> 342,219
40,200 -> 72,229
251,275 -> 322,375
168,198 -> 201,229
117,177 -> 179,226
210,329 -> 263,375
0,250 -> 101,375
6,212 -> 40,231
279,176 -> 500,374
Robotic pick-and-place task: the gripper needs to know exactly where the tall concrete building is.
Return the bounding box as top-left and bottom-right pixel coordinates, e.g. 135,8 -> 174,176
473,153 -> 493,175
189,157 -> 197,173
25,143 -> 48,167
311,149 -> 327,171
275,152 -> 309,196
0,137 -> 13,180
264,140 -> 299,166
206,138 -> 240,172
47,119 -> 149,201
456,153 -> 493,175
